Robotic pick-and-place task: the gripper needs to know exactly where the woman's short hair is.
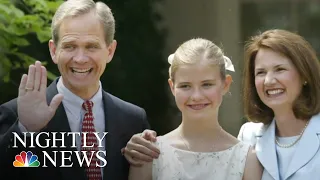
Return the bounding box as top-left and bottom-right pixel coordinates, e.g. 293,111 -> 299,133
243,29 -> 320,124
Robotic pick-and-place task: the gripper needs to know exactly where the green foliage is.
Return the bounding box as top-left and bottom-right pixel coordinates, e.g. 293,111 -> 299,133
0,0 -> 63,82
0,0 -> 171,134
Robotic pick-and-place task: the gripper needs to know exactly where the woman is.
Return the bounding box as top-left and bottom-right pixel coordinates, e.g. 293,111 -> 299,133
238,29 -> 320,180
128,38 -> 262,180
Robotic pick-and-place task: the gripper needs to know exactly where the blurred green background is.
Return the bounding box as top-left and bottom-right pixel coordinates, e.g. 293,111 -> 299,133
1,0 -> 320,136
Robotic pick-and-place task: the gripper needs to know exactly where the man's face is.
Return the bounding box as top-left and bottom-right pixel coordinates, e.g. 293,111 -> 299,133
49,11 -> 116,97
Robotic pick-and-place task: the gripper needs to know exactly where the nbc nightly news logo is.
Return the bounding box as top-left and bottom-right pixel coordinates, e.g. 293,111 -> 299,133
12,132 -> 108,167
13,151 -> 40,167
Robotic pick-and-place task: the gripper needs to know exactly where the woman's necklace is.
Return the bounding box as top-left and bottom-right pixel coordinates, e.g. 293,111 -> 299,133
275,120 -> 309,148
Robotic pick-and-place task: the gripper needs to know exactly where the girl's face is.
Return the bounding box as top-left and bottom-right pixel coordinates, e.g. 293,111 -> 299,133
254,48 -> 303,111
169,63 -> 231,120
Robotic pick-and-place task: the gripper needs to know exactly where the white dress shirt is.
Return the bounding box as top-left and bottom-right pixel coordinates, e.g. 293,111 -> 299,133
58,78 -> 106,176
57,77 -> 105,152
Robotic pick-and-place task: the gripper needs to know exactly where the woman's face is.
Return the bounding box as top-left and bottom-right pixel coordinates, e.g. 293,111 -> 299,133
254,48 -> 303,111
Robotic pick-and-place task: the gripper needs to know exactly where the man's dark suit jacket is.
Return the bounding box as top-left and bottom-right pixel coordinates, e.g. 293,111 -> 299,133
0,78 -> 150,180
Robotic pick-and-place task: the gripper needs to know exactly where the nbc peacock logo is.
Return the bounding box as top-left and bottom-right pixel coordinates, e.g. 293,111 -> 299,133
13,151 -> 40,167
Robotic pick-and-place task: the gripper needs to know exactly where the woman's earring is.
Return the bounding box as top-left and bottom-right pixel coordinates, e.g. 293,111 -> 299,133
303,81 -> 307,86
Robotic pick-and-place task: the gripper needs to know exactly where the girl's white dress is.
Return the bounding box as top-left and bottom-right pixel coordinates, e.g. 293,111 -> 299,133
152,136 -> 250,180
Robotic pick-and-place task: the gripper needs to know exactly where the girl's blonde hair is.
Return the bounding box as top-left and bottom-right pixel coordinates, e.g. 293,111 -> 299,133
168,38 -> 233,82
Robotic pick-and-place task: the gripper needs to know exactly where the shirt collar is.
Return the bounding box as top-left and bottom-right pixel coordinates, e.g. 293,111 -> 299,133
56,77 -> 103,116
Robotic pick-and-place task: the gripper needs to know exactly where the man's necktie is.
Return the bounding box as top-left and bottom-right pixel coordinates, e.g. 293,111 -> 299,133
81,100 -> 102,180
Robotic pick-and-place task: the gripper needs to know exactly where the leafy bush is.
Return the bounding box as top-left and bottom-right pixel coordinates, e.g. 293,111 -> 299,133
0,0 -> 62,82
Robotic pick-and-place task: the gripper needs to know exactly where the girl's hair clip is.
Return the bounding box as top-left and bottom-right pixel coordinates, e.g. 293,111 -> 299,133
168,54 -> 174,65
224,56 -> 235,72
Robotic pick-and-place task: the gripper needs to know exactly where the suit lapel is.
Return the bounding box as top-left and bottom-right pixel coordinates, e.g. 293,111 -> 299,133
284,113 -> 320,179
102,91 -> 118,179
45,79 -> 72,135
101,91 -> 112,139
102,92 -> 131,180
256,120 -> 280,180
45,79 -> 87,180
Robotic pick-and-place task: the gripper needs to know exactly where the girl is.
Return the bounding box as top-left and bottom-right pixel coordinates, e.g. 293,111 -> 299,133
128,38 -> 262,180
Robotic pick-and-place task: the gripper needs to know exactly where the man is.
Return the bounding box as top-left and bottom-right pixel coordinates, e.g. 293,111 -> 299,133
0,0 -> 149,179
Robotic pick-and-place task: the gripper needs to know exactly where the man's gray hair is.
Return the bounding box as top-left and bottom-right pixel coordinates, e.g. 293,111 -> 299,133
51,0 -> 115,45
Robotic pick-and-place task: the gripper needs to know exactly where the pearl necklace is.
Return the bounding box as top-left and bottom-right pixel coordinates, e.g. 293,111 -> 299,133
275,120 -> 309,148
